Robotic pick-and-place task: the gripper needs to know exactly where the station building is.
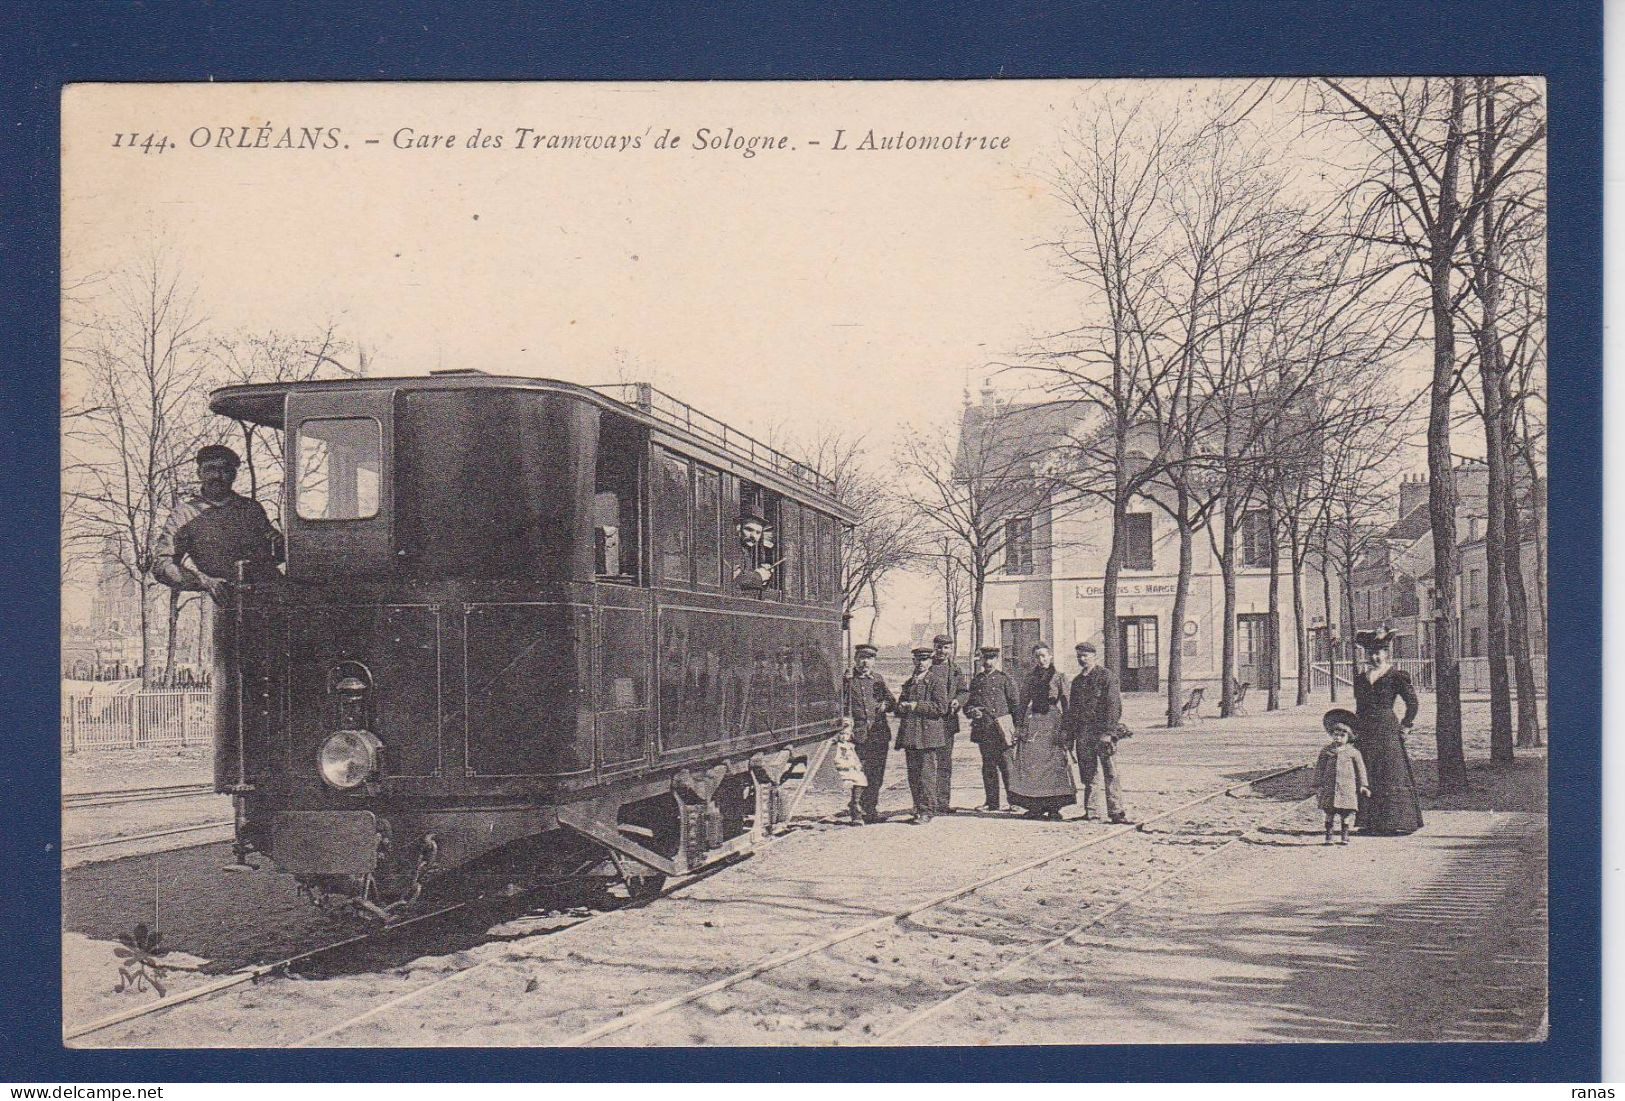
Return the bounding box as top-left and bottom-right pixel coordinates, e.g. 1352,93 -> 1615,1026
969,391 -> 1333,698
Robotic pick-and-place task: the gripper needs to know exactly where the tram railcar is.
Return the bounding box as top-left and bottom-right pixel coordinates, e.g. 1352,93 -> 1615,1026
207,372 -> 855,914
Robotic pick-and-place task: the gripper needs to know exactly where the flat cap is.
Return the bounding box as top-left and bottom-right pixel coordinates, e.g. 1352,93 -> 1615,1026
932,634 -> 953,647
1075,641 -> 1097,654
196,444 -> 241,467
979,646 -> 1002,657
911,646 -> 935,659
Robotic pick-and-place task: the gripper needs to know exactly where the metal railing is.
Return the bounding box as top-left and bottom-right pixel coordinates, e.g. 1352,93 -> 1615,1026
593,382 -> 836,495
62,690 -> 212,754
1459,654 -> 1548,695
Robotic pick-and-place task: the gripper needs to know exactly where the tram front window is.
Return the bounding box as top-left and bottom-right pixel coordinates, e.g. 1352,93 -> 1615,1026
296,417 -> 381,521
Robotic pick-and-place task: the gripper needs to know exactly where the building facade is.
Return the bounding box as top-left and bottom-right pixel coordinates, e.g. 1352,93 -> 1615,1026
968,394 -> 1329,696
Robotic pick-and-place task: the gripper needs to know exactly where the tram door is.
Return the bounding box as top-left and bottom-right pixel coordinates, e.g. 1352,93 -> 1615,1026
1000,618 -> 1041,681
1117,616 -> 1159,693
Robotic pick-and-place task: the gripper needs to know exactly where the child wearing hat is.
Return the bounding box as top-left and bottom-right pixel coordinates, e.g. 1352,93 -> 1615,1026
1316,709 -> 1370,845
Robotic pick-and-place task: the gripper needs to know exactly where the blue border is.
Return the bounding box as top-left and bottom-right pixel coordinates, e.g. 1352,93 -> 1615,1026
1,0 -> 1601,1082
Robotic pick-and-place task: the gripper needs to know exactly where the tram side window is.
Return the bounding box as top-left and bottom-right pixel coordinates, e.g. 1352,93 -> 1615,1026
654,448 -> 692,586
693,464 -> 721,589
780,501 -> 801,601
734,481 -> 782,593
594,413 -> 642,583
296,417 -> 381,521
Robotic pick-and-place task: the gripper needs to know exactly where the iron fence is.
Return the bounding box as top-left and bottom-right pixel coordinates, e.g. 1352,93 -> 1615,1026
61,690 -> 213,754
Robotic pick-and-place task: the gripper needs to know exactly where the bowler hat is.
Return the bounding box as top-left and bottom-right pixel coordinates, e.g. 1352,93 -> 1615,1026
1322,708 -> 1359,734
196,444 -> 241,468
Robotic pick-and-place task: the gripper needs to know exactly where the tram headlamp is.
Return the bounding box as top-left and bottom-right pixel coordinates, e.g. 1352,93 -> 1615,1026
318,729 -> 383,790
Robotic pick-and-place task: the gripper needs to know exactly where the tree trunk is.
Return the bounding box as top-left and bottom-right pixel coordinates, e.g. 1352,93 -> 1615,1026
970,565 -> 985,654
1498,384 -> 1543,747
163,586 -> 181,685
1102,491 -> 1126,677
1425,81 -> 1468,794
1219,493 -> 1238,717
1166,488 -> 1193,728
1289,518 -> 1309,707
1265,499 -> 1281,712
1319,526 -> 1338,702
137,577 -> 154,686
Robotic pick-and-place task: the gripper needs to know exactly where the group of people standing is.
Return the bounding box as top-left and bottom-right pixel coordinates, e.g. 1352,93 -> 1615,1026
844,636 -> 1131,826
849,626 -> 1428,840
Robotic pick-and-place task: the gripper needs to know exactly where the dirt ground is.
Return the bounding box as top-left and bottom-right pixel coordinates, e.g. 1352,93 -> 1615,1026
64,692 -> 1547,1048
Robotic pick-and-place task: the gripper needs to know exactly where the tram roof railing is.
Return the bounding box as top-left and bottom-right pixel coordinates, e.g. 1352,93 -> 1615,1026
592,382 -> 836,495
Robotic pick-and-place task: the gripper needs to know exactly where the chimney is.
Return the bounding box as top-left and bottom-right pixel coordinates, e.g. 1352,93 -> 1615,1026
1398,473 -> 1429,520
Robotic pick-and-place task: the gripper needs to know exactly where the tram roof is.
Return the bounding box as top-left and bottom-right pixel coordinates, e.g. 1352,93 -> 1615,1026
209,372 -> 854,519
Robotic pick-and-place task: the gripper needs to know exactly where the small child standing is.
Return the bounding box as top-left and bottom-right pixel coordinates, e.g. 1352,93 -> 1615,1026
1316,709 -> 1370,845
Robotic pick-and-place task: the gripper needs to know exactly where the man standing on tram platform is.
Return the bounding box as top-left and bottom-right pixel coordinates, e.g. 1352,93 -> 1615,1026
152,445 -> 283,785
845,643 -> 896,824
929,633 -> 968,813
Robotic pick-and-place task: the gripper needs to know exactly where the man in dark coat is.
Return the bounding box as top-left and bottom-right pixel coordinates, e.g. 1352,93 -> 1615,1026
1065,641 -> 1130,822
152,444 -> 283,789
846,643 -> 897,824
964,645 -> 1020,811
895,646 -> 950,824
929,633 -> 968,813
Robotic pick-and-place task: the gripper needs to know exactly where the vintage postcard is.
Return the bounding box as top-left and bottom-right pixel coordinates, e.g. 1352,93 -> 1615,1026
59,78 -> 1548,1048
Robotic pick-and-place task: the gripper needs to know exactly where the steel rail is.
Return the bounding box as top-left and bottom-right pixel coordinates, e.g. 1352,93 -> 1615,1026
869,790 -> 1319,1043
554,761 -> 1308,1048
63,819 -> 234,855
63,900 -> 471,1042
64,784 -> 218,810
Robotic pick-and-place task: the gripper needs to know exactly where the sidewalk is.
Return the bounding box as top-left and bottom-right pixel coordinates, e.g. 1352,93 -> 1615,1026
923,754 -> 1547,1044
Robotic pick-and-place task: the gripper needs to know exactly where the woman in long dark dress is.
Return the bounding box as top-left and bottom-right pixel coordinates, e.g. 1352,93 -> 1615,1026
1008,643 -> 1077,820
1352,629 -> 1424,835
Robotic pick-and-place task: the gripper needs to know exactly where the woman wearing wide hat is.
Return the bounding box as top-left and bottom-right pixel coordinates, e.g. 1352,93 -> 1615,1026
1352,628 -> 1423,835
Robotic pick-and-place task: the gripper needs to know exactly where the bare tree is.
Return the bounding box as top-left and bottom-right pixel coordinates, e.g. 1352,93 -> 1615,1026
1458,76 -> 1547,754
896,406 -> 1047,654
63,247 -> 218,684
799,431 -> 925,639
1318,76 -> 1545,793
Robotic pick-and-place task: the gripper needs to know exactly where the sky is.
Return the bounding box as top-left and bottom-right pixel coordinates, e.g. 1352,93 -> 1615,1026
60,79 -> 1539,643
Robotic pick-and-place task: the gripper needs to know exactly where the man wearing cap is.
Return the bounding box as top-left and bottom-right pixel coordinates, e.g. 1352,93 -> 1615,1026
153,444 -> 283,603
153,445 -> 283,789
929,633 -> 969,813
846,643 -> 897,824
1065,641 -> 1129,823
964,646 -> 1019,811
894,646 -> 951,823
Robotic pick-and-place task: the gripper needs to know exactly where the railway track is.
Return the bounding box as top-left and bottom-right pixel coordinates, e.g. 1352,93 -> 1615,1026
63,782 -> 219,810
62,819 -> 234,858
554,762 -> 1311,1047
67,760 -> 1314,1047
270,761 -> 1308,1048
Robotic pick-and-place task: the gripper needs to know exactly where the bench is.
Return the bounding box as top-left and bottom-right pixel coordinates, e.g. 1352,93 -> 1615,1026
1180,686 -> 1205,721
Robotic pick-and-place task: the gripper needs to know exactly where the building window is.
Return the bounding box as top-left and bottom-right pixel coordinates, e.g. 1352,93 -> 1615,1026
1240,509 -> 1271,568
1467,568 -> 1483,607
1469,626 -> 1483,657
1005,516 -> 1033,575
1123,512 -> 1153,570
